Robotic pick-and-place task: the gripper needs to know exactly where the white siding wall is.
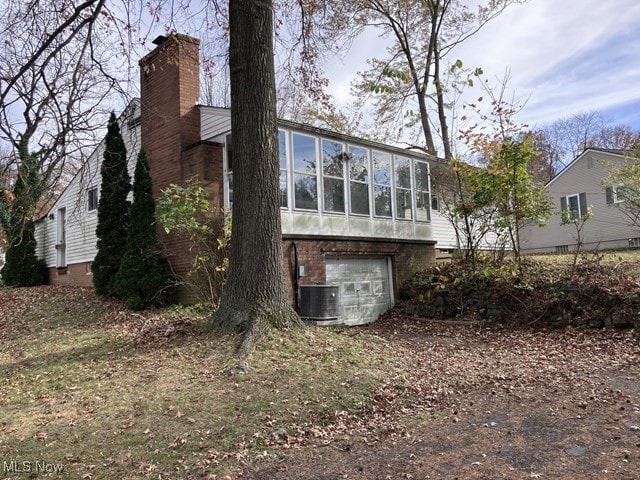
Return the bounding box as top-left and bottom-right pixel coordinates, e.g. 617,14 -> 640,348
521,150 -> 640,253
200,106 -> 231,140
36,102 -> 141,267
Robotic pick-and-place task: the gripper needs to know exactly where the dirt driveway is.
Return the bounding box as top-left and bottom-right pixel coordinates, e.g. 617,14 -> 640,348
247,317 -> 640,479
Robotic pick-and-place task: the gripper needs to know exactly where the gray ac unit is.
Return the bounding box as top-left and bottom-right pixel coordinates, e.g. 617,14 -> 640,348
298,285 -> 341,320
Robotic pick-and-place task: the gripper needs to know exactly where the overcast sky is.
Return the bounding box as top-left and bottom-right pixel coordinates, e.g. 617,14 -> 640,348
324,0 -> 640,132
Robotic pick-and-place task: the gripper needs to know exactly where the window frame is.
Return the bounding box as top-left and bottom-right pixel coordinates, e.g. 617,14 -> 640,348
321,139 -> 346,214
347,145 -> 371,216
372,150 -> 393,218
393,155 -> 413,221
292,132 -> 319,212
413,160 -> 431,223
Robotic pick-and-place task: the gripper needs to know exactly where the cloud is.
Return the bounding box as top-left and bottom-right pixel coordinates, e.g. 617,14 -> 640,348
326,0 -> 640,132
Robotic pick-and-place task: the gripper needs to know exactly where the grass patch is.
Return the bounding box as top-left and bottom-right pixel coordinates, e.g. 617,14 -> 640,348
0,287 -> 397,479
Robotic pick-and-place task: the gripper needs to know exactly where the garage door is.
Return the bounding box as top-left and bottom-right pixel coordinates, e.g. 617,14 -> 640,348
325,257 -> 393,325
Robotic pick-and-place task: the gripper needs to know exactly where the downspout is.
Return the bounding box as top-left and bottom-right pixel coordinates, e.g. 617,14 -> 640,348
292,242 -> 300,311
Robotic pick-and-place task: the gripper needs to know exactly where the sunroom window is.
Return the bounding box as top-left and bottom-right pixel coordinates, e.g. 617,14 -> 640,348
414,161 -> 430,222
322,140 -> 345,213
372,151 -> 392,217
395,156 -> 413,220
348,146 -> 370,215
279,130 -> 288,208
292,133 -> 318,210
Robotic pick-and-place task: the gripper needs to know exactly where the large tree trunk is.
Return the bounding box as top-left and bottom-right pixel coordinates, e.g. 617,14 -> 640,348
214,0 -> 300,368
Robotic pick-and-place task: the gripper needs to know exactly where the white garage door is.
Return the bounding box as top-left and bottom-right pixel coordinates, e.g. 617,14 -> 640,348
325,257 -> 393,325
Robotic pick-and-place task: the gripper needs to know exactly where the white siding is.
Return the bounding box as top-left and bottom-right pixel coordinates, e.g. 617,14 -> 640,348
200,106 -> 231,139
35,101 -> 141,267
521,150 -> 640,253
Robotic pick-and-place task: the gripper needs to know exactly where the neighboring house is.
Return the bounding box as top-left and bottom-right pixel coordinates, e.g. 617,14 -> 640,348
36,33 -> 459,325
521,148 -> 640,254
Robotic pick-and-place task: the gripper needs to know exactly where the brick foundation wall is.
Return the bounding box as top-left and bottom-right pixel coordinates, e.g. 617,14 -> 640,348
48,263 -> 94,287
282,237 -> 436,305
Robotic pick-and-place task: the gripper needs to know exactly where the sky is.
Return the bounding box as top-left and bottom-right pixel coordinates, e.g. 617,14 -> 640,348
323,0 -> 640,133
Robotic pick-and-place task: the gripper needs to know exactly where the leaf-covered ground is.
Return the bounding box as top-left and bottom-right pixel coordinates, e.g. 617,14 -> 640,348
1,286 -> 639,479
250,313 -> 640,479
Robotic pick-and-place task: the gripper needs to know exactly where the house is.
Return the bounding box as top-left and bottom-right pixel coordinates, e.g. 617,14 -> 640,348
521,148 -> 640,253
36,33 -> 459,325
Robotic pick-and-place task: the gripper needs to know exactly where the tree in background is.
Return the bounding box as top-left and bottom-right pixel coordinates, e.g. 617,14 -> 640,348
115,149 -> 174,310
451,72 -> 551,263
314,0 -> 525,158
93,113 -> 130,297
534,111 -> 640,176
489,138 -> 552,262
214,0 -> 301,370
603,144 -> 640,229
0,0 -> 121,277
0,149 -> 47,286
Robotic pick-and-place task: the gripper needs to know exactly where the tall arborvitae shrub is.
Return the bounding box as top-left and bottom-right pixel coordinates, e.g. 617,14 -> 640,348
115,149 -> 174,309
93,112 -> 130,296
1,153 -> 47,287
1,221 -> 48,287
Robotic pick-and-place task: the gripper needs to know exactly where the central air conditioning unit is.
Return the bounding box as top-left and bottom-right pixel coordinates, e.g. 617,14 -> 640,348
298,285 -> 341,320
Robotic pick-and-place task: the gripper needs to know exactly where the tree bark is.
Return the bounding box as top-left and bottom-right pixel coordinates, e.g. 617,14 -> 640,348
214,0 -> 301,369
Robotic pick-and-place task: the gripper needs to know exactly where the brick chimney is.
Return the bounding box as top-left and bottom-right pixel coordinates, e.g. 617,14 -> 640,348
138,34 -> 224,302
139,33 -> 201,197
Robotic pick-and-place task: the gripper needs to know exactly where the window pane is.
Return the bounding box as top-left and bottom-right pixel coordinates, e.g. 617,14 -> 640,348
395,157 -> 411,188
280,171 -> 287,208
348,146 -> 369,183
373,151 -> 391,186
292,133 -> 316,173
350,181 -> 369,215
396,188 -> 412,219
322,140 -> 344,177
414,161 -> 429,191
88,188 -> 98,211
568,195 -> 579,218
431,195 -> 439,211
278,131 -> 287,169
415,191 -> 430,222
324,177 -> 345,213
294,173 -> 317,210
374,185 -> 392,217
228,174 -> 233,206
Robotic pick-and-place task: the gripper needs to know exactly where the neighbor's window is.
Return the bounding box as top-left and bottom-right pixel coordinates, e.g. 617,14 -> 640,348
292,133 -> 318,210
606,184 -> 630,205
322,139 -> 345,213
395,156 -> 413,220
348,146 -> 370,215
414,161 -> 430,222
88,187 -> 98,211
561,193 -> 586,221
372,151 -> 392,217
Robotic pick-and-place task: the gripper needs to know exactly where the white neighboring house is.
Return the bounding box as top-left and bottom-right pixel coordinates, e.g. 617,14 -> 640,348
35,100 -> 141,286
521,148 -> 640,253
35,33 -> 460,325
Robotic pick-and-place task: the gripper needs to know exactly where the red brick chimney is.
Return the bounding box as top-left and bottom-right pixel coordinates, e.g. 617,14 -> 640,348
138,34 -> 224,301
139,33 -> 202,197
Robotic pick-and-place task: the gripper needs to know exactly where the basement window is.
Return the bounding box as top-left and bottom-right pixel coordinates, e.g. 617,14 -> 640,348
555,245 -> 569,254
